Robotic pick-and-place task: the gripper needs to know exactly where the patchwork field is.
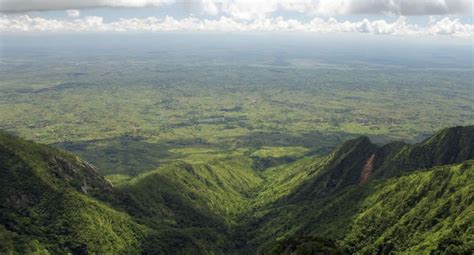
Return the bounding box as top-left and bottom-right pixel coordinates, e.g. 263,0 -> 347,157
1,36 -> 473,176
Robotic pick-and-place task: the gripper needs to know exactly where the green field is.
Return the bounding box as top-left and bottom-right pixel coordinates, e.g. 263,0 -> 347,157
1,49 -> 472,176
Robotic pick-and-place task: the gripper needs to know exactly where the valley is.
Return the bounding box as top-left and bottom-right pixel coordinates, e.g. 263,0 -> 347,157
1,41 -> 473,178
1,126 -> 473,254
0,34 -> 473,254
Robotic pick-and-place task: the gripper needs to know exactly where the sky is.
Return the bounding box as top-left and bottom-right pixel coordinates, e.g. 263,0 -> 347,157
0,0 -> 473,37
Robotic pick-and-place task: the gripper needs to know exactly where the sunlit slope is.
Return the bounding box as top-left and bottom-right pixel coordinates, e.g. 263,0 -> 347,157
256,161 -> 474,254
103,153 -> 265,253
245,126 -> 474,253
0,126 -> 472,254
0,131 -> 247,254
374,125 -> 474,177
0,131 -> 147,254
344,161 -> 474,254
118,155 -> 263,225
0,131 -> 265,254
257,126 -> 473,207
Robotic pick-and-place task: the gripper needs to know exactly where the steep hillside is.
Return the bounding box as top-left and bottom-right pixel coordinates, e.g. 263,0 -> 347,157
116,156 -> 263,253
0,126 -> 472,254
0,131 -> 253,254
259,236 -> 344,255
242,126 -> 474,253
252,161 -> 473,254
284,136 -> 378,202
0,131 -> 147,254
374,125 -> 474,177
264,126 -> 474,207
120,156 -> 262,224
344,161 -> 474,254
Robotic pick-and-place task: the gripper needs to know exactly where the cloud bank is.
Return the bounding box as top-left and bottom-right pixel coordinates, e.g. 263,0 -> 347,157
1,0 -> 472,17
0,0 -> 175,13
217,0 -> 473,19
1,15 -> 472,37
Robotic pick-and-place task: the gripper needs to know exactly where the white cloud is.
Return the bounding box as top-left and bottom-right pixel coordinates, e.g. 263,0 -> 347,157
66,10 -> 81,18
428,17 -> 474,36
201,0 -> 220,16
1,14 -> 472,37
1,0 -> 472,17
220,0 -> 278,20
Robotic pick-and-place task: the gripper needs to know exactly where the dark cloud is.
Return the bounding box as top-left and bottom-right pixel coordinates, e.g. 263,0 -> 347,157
1,0 -> 471,16
348,0 -> 472,15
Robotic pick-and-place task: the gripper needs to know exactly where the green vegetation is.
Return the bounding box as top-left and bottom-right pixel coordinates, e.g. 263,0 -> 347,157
259,236 -> 344,255
1,126 -> 473,253
344,162 -> 474,254
121,155 -> 262,224
0,131 -> 147,254
1,36 -> 473,254
236,126 -> 474,253
1,51 -> 472,176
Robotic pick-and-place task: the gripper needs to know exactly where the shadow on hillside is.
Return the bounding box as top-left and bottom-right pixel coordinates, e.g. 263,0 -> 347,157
55,131 -> 397,177
227,130 -> 357,155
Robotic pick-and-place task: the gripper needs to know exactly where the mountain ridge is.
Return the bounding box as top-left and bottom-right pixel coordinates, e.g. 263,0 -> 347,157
0,126 -> 473,254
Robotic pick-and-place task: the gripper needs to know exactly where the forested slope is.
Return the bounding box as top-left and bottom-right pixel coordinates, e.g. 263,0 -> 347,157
1,126 -> 473,254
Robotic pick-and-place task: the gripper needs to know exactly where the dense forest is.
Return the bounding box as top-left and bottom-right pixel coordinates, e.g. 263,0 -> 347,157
1,125 -> 472,254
